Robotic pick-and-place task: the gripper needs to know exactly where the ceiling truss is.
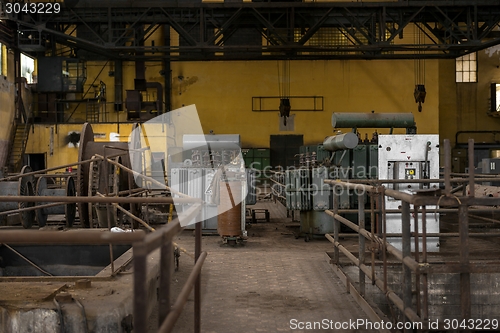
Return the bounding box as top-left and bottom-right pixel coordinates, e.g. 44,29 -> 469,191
3,1 -> 500,61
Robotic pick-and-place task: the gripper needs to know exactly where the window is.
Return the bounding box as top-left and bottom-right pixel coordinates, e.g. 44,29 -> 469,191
491,83 -> 500,113
456,53 -> 477,83
21,53 -> 35,83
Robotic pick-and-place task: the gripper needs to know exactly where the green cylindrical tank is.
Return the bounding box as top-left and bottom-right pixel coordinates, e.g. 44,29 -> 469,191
332,112 -> 415,129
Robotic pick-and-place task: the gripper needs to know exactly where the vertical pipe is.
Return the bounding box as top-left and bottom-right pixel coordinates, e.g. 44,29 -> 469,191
163,25 -> 171,112
401,201 -> 412,319
370,192 -> 376,283
421,206 -> 429,323
381,188 -> 388,292
468,139 -> 475,197
444,139 -> 451,195
459,204 -> 471,319
133,244 -> 148,333
413,205 -> 421,316
114,60 -> 123,112
333,185 -> 339,263
358,192 -> 365,296
195,218 -> 202,333
159,239 -> 173,326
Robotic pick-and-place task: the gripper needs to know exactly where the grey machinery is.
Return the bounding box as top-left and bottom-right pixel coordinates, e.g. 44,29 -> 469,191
281,112 -> 439,251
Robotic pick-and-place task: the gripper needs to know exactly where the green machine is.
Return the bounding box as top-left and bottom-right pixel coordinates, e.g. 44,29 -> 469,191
276,112 -> 417,240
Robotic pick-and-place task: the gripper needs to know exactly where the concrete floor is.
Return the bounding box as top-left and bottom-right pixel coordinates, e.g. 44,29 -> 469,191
151,199 -> 376,333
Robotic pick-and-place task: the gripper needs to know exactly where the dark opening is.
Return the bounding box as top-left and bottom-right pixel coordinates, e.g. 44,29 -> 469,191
27,153 -> 46,172
270,134 -> 303,169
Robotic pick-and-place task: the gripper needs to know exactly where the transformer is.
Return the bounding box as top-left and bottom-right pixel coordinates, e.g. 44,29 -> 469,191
277,112 -> 439,251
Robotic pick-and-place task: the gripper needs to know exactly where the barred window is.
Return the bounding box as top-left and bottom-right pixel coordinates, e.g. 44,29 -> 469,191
456,53 -> 477,83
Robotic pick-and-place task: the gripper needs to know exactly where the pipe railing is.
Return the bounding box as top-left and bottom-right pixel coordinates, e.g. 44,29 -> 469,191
325,138 -> 500,330
0,195 -> 206,333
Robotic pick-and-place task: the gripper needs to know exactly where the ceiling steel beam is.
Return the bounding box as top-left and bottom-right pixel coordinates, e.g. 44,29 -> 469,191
4,2 -> 500,61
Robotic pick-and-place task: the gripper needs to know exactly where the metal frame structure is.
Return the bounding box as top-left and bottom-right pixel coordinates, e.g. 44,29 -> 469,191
324,139 -> 500,329
3,1 -> 500,61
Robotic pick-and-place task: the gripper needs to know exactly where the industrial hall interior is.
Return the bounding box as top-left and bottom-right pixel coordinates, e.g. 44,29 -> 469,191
2,0 -> 500,332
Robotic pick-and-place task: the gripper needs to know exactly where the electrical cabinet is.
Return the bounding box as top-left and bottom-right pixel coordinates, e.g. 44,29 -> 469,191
378,135 -> 440,252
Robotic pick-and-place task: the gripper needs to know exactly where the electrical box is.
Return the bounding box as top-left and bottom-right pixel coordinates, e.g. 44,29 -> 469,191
378,135 -> 440,252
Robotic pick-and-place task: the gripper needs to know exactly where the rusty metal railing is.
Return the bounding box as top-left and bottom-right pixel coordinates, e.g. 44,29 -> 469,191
324,139 -> 500,330
0,191 -> 206,333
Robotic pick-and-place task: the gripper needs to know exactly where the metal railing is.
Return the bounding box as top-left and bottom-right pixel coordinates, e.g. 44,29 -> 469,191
0,155 -> 206,333
324,139 -> 500,330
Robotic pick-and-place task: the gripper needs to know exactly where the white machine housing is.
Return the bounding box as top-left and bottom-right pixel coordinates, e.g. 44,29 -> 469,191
378,134 -> 440,252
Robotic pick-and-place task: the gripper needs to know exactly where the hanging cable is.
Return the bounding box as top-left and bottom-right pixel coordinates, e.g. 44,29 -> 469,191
414,23 -> 426,112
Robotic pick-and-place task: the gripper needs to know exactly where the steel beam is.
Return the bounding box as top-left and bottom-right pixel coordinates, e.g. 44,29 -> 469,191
4,2 -> 500,61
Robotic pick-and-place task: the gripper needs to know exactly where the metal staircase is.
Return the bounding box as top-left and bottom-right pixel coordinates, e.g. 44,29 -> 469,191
7,92 -> 32,173
7,122 -> 32,173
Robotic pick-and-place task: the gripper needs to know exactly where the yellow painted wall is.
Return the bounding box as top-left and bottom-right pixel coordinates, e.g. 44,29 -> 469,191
439,48 -> 500,150
169,59 -> 439,148
28,58 -> 442,169
0,47 -> 16,167
25,123 -> 134,171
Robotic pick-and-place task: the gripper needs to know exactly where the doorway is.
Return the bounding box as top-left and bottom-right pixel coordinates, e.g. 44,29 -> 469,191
270,134 -> 303,169
27,153 -> 46,172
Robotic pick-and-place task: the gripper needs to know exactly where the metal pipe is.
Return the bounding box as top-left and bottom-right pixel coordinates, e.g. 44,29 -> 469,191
158,240 -> 173,327
337,232 -> 500,238
358,193 -> 365,296
444,139 -> 451,195
95,154 -> 192,198
413,205 -> 421,316
325,234 -> 422,323
327,179 -> 427,203
133,242 -> 148,333
331,112 -> 415,129
332,188 -> 339,263
323,132 -> 359,152
159,252 -> 207,333
96,192 -> 155,232
421,206 -> 429,322
325,210 -> 420,272
0,158 -> 99,182
195,217 -> 202,333
329,177 -> 500,184
0,195 -> 198,204
468,139 -> 475,197
114,59 -> 123,111
338,208 -> 500,214
401,202 -> 412,315
0,229 -> 146,245
0,201 -> 67,217
459,204 -> 471,319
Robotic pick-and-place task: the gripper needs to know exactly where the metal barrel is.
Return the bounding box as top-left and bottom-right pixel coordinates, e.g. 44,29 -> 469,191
331,112 -> 415,129
323,132 -> 359,152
